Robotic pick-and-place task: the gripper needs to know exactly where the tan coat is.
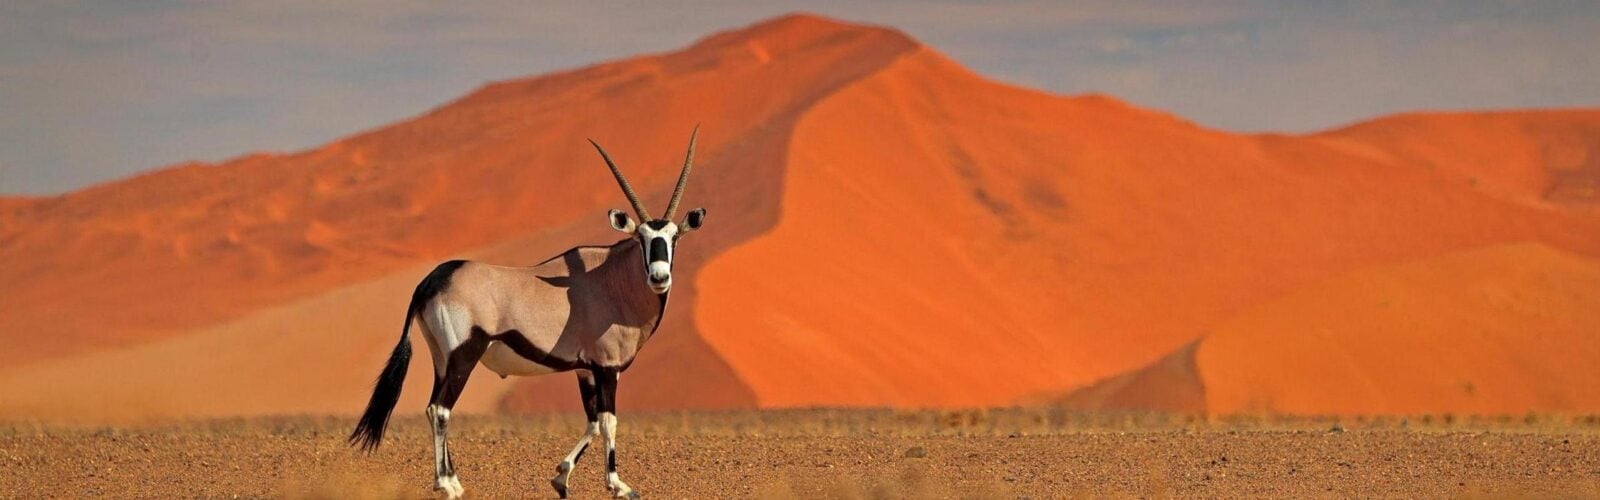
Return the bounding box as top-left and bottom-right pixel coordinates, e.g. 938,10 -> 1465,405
420,238 -> 664,378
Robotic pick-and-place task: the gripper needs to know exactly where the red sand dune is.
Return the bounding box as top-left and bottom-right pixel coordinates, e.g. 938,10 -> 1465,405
2,14 -> 1598,421
1198,243 -> 1600,414
1067,243 -> 1600,414
1317,111 -> 1600,207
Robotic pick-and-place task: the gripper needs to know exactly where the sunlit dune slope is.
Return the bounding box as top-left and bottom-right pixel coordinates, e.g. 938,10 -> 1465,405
696,43 -> 1600,408
1195,243 -> 1600,414
1057,244 -> 1600,414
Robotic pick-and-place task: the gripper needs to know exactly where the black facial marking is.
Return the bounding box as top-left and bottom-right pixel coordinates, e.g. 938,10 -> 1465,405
648,237 -> 669,263
644,220 -> 671,230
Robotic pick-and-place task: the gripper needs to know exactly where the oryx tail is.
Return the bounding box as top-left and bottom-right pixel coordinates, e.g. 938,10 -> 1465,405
349,260 -> 465,451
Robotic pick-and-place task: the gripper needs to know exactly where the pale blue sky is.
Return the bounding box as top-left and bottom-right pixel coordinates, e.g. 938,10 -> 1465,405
2,1 -> 1597,194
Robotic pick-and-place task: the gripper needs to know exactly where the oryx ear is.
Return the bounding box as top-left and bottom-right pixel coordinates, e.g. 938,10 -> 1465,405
682,208 -> 706,231
608,209 -> 637,233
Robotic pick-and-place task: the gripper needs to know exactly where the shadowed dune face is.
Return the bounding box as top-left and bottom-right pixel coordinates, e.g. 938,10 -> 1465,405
3,14 -> 1600,421
1049,341 -> 1206,413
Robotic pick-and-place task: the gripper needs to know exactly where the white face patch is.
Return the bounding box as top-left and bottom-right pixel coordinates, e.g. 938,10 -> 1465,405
635,222 -> 680,293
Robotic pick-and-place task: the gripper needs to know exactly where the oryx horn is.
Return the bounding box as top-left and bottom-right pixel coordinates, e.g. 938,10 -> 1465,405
588,139 -> 651,221
663,125 -> 699,221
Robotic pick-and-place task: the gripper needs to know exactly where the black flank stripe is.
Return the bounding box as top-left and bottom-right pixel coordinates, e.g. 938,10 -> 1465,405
470,327 -> 587,371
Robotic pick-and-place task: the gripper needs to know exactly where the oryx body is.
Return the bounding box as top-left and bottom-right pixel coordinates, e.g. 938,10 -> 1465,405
349,129 -> 708,500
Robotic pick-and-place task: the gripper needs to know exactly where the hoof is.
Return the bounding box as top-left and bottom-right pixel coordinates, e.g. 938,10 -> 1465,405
551,461 -> 572,498
607,485 -> 640,499
435,475 -> 464,499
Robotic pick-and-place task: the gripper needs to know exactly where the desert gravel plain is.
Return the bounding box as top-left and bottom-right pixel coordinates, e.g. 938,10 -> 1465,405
3,409 -> 1598,499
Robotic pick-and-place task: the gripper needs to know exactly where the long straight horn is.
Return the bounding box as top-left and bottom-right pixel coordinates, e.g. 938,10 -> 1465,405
663,125 -> 699,220
588,139 -> 652,220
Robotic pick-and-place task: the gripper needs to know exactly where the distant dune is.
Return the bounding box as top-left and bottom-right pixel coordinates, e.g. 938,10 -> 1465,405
2,14 -> 1598,422
1197,243 -> 1600,414
1057,244 -> 1600,414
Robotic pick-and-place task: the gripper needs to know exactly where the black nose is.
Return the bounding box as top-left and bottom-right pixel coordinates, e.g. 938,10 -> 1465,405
649,274 -> 669,284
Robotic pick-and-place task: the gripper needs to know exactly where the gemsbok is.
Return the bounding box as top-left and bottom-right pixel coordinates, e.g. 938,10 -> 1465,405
348,128 -> 708,499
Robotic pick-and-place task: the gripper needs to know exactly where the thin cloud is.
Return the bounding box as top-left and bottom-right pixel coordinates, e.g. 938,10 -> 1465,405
1,1 -> 1597,194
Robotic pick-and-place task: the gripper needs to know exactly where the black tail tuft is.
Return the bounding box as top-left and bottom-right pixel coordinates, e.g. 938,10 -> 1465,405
349,260 -> 465,452
348,323 -> 412,452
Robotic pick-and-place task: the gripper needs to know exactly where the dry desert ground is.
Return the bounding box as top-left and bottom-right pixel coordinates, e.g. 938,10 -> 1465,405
3,409 -> 1597,499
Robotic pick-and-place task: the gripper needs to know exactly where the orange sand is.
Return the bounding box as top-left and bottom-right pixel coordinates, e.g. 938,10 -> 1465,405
695,41 -> 1600,408
1196,243 -> 1600,414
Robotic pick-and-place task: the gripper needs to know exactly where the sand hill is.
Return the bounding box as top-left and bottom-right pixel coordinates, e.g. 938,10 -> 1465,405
2,14 -> 1597,422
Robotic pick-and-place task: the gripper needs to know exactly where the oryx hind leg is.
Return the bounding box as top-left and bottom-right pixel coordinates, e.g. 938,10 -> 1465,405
552,370 -> 600,498
425,318 -> 488,500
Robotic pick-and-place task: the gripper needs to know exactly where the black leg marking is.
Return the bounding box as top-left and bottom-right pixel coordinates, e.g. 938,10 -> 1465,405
440,402 -> 455,477
578,372 -> 600,423
573,442 -> 589,464
443,448 -> 455,476
434,334 -> 489,409
595,367 -> 619,414
596,367 -> 621,476
430,332 -> 487,494
553,372 -> 599,499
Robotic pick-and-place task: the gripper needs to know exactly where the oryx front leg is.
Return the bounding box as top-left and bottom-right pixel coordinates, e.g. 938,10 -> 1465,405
596,368 -> 638,499
551,370 -> 600,499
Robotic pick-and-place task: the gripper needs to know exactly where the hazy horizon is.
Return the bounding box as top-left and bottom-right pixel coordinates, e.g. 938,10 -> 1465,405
3,1 -> 1598,194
